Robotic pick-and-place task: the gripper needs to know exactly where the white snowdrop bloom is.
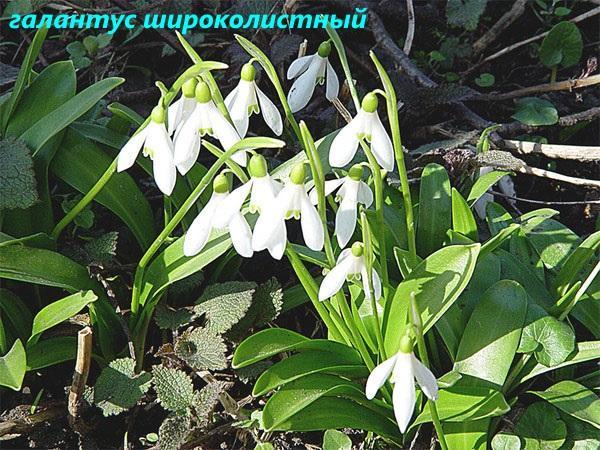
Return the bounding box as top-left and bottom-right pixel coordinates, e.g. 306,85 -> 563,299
213,154 -> 283,229
366,335 -> 439,433
224,62 -> 283,138
318,242 -> 382,301
183,173 -> 253,258
473,167 -> 516,219
329,92 -> 394,171
174,81 -> 242,175
117,105 -> 176,196
287,41 -> 340,113
252,163 -> 324,260
168,77 -> 198,136
309,164 -> 373,248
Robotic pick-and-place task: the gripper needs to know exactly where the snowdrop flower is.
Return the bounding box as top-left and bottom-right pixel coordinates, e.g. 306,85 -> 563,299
183,173 -> 253,258
318,242 -> 381,301
225,62 -> 283,138
329,92 -> 394,171
168,77 -> 197,136
473,167 -> 516,219
309,164 -> 373,248
366,335 -> 439,433
174,81 -> 242,175
213,154 -> 282,229
287,41 -> 339,113
117,104 -> 176,196
252,163 -> 324,260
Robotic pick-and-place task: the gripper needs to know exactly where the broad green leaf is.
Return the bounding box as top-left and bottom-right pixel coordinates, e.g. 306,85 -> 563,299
95,358 -> 152,416
323,430 -> 352,450
558,411 -> 600,449
486,202 -> 513,236
515,402 -> 567,449
452,188 -> 478,241
480,223 -> 520,259
531,381 -> 600,429
512,97 -> 558,126
233,328 -> 359,369
51,130 -> 156,250
492,433 -> 522,450
417,163 -> 452,257
384,244 -> 480,356
467,170 -> 511,205
393,247 -> 423,278
152,365 -> 195,413
0,137 -> 39,209
539,21 -> 583,68
21,77 -> 124,155
0,289 -> 32,343
108,102 -> 144,125
26,337 -> 77,370
522,218 -> 580,270
28,290 -> 97,346
0,339 -> 26,391
252,351 -> 366,396
554,231 -> 600,297
444,419 -> 489,450
7,61 -> 76,137
454,280 -> 527,388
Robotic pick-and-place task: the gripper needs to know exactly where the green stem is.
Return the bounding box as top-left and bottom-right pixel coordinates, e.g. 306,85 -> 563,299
326,25 -> 360,111
558,258 -> 600,321
550,66 -> 558,83
203,141 -> 249,183
51,159 -> 117,240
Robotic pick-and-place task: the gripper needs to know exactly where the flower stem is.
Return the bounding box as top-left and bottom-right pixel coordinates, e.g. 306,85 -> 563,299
326,25 -> 360,112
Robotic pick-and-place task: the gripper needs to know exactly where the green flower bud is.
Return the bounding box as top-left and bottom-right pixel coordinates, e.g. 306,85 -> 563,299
348,164 -> 364,181
241,63 -> 256,82
248,154 -> 268,178
290,163 -> 306,185
317,41 -> 332,58
182,77 -> 198,98
361,92 -> 378,113
150,105 -> 166,124
399,334 -> 414,354
351,241 -> 364,257
213,173 -> 229,194
195,81 -> 212,103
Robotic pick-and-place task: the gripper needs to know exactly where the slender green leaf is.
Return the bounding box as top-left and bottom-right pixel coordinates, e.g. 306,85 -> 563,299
467,170 -> 511,205
0,288 -> 32,342
417,163 -> 452,256
554,231 -> 600,297
0,339 -> 26,391
452,188 -> 478,241
26,337 -> 77,370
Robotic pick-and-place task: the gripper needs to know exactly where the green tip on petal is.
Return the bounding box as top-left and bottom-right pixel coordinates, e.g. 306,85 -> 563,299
399,334 -> 414,354
182,77 -> 198,98
290,163 -> 306,185
348,164 -> 363,181
248,154 -> 268,178
195,81 -> 212,103
213,173 -> 229,194
150,105 -> 166,124
241,63 -> 256,82
317,41 -> 332,58
361,92 -> 378,113
351,241 -> 364,257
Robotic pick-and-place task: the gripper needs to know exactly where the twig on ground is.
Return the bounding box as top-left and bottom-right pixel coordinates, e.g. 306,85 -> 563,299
0,403 -> 65,438
404,0 -> 415,56
472,0 -> 528,57
498,106 -> 600,135
502,140 -> 600,162
519,165 -> 600,189
68,327 -> 93,433
490,190 -> 600,205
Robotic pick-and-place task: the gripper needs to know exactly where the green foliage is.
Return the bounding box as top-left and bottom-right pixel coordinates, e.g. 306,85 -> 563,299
195,381 -> 223,427
446,0 -> 488,30
175,327 -> 228,371
154,303 -> 194,330
158,413 -> 191,450
61,195 -> 94,229
323,429 -> 352,450
93,358 -> 152,416
475,73 -> 495,88
539,22 -> 583,69
512,97 -> 559,126
0,137 -> 39,210
194,281 -> 256,334
0,339 -> 26,391
152,365 -> 195,413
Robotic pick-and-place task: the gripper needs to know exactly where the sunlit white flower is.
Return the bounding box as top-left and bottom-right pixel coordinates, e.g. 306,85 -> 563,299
287,41 -> 339,113
309,164 -> 373,248
117,104 -> 176,196
213,154 -> 282,229
174,80 -> 242,175
330,92 -> 394,171
183,173 -> 253,258
318,242 -> 381,301
225,62 -> 283,138
366,336 -> 439,433
473,167 -> 516,219
168,77 -> 198,135
252,163 -> 324,260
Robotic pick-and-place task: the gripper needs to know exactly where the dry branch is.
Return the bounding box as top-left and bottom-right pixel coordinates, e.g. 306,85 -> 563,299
503,140 -> 600,162
0,404 -> 65,438
472,0 -> 528,57
68,327 -> 93,433
404,0 -> 416,56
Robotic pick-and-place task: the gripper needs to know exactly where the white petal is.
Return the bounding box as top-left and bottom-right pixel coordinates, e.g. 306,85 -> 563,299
168,98 -> 183,136
411,354 -> 439,401
252,206 -> 284,252
392,353 -> 416,433
206,101 -> 241,151
117,127 -> 147,172
335,189 -> 358,248
224,84 -> 239,111
227,81 -> 252,138
287,56 -> 322,113
329,114 -> 363,168
357,181 -> 374,207
183,194 -> 220,256
318,256 -> 353,301
309,177 -> 344,205
228,213 -> 253,258
148,125 -> 176,196
365,355 -> 397,400
250,176 -> 279,212
256,84 -> 283,136
174,108 -> 201,168
287,54 -> 314,79
372,269 -> 382,301
265,220 -> 287,260
325,60 -> 340,101
336,248 -> 353,264
175,134 -> 200,175
300,193 -> 324,251
369,112 -> 394,171
213,181 -> 253,228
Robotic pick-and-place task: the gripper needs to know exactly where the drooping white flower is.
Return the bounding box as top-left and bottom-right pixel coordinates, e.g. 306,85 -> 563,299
224,62 -> 283,138
183,173 -> 253,258
318,242 -> 382,301
174,80 -> 242,175
168,77 -> 198,136
252,163 -> 324,260
473,167 -> 516,219
366,336 -> 439,433
309,164 -> 373,248
117,104 -> 176,196
287,41 -> 340,113
329,92 -> 394,171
